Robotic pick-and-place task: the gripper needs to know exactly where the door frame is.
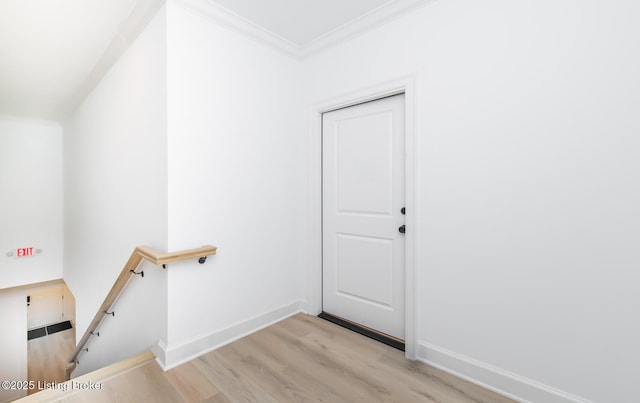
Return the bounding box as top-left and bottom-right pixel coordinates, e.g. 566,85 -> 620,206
307,75 -> 418,358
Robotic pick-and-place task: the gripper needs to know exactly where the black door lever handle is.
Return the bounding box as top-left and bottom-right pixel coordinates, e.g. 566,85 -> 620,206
399,225 -> 406,234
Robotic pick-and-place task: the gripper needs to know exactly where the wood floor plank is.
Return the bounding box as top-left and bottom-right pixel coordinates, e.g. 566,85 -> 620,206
246,326 -> 365,402
300,329 -> 481,403
216,342 -> 318,403
201,392 -> 233,403
377,349 -> 514,403
259,322 -> 398,402
192,352 -> 278,403
28,327 -> 76,394
33,314 -> 515,403
163,361 -> 221,402
276,314 -> 389,359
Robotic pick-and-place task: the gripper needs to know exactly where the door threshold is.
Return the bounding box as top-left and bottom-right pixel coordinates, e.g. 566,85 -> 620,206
318,312 -> 405,351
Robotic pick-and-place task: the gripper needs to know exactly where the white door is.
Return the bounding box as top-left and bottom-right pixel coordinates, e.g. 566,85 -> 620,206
27,285 -> 64,329
322,94 -> 405,339
62,283 -> 76,324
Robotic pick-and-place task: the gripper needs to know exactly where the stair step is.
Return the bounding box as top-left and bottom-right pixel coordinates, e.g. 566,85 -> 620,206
16,351 -> 155,402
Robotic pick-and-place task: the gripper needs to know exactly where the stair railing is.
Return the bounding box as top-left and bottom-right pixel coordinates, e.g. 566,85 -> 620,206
66,245 -> 217,379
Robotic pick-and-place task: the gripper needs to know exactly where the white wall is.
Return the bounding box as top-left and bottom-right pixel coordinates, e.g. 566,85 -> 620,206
0,280 -> 69,403
63,5 -> 169,370
163,1 -> 307,366
304,1 -> 640,402
10,1 -> 635,400
0,287 -> 28,403
72,264 -> 167,376
0,118 -> 62,289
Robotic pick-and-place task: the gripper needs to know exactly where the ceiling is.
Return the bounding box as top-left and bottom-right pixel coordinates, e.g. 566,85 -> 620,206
0,0 -> 426,123
209,0 -> 392,46
0,0 -> 142,122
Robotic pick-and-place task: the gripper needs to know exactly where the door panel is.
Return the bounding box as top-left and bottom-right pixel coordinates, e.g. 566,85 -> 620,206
323,94 -> 405,339
336,233 -> 394,307
335,112 -> 394,215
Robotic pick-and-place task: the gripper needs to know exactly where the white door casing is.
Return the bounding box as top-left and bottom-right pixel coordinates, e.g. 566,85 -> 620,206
322,94 -> 406,339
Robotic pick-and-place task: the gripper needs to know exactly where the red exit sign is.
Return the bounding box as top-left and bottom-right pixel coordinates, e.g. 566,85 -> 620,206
17,247 -> 34,257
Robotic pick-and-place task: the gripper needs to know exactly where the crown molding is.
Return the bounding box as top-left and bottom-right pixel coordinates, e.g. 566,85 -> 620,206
57,0 -> 431,122
172,0 -> 432,59
173,0 -> 301,57
300,0 -> 433,57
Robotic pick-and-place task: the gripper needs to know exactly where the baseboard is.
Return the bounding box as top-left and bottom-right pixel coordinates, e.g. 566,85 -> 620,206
298,299 -> 309,314
157,300 -> 305,370
154,339 -> 167,369
418,342 -> 593,403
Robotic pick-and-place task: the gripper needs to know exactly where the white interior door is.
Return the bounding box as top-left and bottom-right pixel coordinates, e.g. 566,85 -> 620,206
27,285 -> 64,329
322,94 -> 405,339
62,283 -> 76,325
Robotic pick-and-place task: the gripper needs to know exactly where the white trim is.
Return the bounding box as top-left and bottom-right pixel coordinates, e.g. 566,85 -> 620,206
154,339 -> 167,368
297,299 -> 309,315
418,342 -> 595,403
300,0 -> 433,58
156,300 -> 304,370
172,0 -> 300,57
307,75 -> 418,359
171,0 -> 431,59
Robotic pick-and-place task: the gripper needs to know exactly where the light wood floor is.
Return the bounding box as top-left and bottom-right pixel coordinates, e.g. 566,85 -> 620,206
28,327 -> 76,395
61,314 -> 514,402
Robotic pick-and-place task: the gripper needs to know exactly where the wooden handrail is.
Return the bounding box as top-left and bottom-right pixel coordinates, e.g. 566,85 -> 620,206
67,245 -> 217,375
